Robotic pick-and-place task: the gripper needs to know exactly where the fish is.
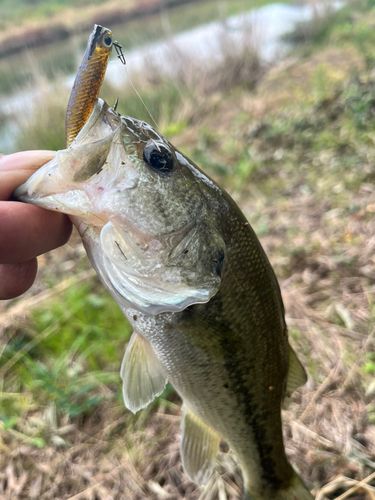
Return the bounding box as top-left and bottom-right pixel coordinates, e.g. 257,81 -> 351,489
15,97 -> 314,500
65,24 -> 116,147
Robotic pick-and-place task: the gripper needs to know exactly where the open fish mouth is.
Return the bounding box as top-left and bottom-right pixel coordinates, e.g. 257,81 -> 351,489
15,100 -> 122,217
15,98 -> 224,315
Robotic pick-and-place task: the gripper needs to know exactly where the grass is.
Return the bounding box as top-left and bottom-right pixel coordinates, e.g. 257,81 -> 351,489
1,279 -> 128,426
4,0 -> 375,498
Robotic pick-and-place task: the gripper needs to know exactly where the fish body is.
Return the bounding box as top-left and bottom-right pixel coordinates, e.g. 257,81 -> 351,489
15,99 -> 313,500
65,25 -> 114,147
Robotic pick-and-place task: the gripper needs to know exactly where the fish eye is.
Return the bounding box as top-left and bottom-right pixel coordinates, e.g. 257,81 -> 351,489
103,35 -> 112,47
143,142 -> 174,174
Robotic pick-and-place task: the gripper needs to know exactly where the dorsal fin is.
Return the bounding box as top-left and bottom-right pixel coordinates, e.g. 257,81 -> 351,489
120,332 -> 167,413
180,406 -> 221,485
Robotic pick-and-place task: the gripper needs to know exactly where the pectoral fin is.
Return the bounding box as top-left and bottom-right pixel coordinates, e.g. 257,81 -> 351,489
285,345 -> 307,397
120,332 -> 167,413
180,406 -> 221,485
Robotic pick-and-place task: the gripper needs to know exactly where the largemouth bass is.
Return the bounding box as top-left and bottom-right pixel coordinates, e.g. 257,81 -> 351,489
15,99 -> 313,500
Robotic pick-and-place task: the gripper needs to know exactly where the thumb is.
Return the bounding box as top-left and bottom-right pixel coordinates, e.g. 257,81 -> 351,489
0,151 -> 56,200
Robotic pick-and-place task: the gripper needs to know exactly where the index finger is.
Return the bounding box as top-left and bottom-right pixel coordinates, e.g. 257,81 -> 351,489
0,151 -> 56,200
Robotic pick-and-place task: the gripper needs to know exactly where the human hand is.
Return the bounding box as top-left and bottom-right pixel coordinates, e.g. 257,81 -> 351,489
0,151 -> 72,299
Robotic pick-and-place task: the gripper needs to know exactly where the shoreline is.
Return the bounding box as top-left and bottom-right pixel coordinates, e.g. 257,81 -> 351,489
0,0 -> 202,60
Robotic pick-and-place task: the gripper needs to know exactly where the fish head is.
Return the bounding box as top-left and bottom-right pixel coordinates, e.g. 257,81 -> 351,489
15,99 -> 225,315
88,25 -> 114,57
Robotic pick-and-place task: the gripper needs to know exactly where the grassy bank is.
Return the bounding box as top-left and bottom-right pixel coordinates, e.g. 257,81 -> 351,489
3,0 -> 375,498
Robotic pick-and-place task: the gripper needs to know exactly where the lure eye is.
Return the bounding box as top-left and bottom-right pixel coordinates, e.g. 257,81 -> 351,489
143,142 -> 174,174
103,36 -> 112,47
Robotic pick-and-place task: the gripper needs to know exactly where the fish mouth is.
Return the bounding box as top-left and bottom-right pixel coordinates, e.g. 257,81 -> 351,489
15,99 -> 128,221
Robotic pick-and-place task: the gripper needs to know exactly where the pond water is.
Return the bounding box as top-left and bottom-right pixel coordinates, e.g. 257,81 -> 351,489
0,0 -> 343,152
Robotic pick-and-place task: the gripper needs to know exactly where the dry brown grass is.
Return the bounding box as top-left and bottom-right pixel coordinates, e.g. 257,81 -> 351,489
0,397 -> 246,499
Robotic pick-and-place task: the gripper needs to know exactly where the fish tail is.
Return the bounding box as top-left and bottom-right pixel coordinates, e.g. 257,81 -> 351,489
245,471 -> 314,500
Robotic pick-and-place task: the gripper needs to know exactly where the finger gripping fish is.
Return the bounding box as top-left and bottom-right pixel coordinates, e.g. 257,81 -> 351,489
16,99 -> 314,499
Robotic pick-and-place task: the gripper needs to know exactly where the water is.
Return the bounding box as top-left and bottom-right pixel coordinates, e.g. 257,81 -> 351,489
0,0 -> 343,152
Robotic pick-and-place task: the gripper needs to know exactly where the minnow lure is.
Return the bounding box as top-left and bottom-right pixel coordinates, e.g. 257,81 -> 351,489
65,24 -> 125,147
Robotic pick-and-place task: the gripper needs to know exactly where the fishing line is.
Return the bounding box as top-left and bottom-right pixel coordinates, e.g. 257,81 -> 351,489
126,67 -> 160,131
113,42 -> 160,130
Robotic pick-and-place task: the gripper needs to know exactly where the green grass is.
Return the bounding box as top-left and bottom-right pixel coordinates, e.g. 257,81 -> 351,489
13,78 -> 191,152
1,282 -> 131,427
285,0 -> 375,66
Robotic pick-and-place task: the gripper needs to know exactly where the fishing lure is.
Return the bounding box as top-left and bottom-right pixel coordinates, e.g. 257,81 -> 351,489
65,24 -> 125,147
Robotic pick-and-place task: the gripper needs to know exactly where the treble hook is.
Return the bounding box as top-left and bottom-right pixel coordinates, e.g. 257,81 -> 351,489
113,41 -> 126,65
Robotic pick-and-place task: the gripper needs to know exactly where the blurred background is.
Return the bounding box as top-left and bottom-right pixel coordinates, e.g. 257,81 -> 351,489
2,0 -> 375,498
